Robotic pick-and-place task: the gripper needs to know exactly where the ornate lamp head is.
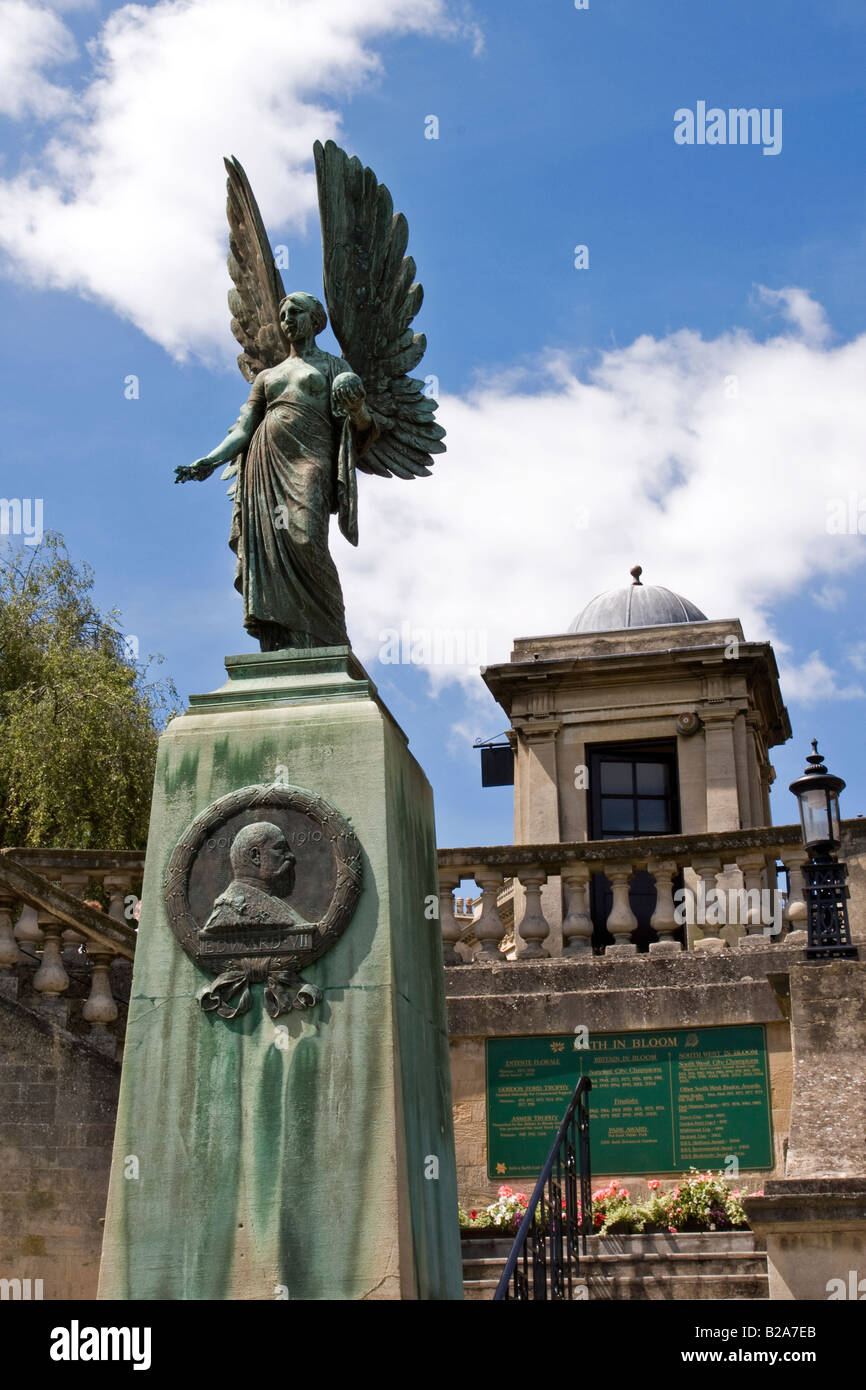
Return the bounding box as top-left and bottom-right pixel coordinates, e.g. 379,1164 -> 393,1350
789,739 -> 846,855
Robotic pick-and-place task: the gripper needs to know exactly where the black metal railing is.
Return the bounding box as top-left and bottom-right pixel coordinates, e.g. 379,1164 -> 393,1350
493,1076 -> 592,1301
804,855 -> 857,960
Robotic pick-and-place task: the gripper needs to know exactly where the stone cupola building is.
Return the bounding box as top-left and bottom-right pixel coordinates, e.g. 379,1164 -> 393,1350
438,567 -> 866,1270
478,567 -> 791,952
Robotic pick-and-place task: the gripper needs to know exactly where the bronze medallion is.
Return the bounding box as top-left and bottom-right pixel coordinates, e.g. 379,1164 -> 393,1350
164,782 -> 362,1021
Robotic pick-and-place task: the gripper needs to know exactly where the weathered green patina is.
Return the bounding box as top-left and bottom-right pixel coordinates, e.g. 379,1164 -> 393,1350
98,649 -> 462,1300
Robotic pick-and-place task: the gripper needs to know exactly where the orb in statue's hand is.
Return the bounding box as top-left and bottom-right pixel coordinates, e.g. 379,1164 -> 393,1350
331,371 -> 365,418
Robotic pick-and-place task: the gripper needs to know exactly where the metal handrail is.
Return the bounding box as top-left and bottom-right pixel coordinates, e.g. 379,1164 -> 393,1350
493,1076 -> 592,1301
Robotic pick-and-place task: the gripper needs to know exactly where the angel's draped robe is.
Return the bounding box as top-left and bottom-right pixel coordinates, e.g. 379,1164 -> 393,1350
229,356 -> 362,650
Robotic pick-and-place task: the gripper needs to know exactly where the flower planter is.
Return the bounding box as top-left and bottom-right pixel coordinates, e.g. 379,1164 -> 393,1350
460,1224 -> 521,1240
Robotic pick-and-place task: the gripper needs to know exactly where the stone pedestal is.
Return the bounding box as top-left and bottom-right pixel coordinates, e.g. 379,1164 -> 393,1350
98,648 -> 463,1300
785,959 -> 866,1178
743,958 -> 866,1300
744,1180 -> 866,1300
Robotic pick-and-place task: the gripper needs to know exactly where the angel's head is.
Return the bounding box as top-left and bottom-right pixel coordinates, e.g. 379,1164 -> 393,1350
279,292 -> 327,344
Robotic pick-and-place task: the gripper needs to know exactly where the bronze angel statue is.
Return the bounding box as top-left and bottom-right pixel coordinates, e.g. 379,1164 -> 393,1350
175,140 -> 445,650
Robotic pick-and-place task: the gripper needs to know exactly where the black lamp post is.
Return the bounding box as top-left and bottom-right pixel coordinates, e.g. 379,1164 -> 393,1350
789,741 -> 857,961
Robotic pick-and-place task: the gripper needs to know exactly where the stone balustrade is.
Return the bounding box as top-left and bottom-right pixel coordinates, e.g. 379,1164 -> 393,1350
436,824 -> 818,964
0,849 -> 144,1056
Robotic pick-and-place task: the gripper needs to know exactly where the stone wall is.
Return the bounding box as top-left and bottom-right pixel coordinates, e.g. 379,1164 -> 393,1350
446,942 -> 800,1209
841,821 -> 866,942
0,991 -> 122,1301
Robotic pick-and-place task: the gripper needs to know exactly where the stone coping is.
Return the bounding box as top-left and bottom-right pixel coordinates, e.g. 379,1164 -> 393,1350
439,820 -> 866,868
445,943 -> 803,995
438,824 -> 807,870
764,1178 -> 866,1195
445,948 -> 797,1030
0,848 -> 145,871
744,1179 -> 866,1227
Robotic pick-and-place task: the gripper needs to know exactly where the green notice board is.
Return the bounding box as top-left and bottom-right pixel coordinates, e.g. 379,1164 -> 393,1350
486,1026 -> 773,1178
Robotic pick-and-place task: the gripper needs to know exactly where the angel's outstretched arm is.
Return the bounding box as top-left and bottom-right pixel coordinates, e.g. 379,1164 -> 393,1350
175,377 -> 266,484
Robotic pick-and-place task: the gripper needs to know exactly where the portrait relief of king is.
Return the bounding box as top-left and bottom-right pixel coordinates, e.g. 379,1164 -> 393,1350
201,821 -> 310,934
163,783 -> 363,1021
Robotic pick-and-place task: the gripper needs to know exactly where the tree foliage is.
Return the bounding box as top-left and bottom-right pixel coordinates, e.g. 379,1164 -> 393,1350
0,534 -> 180,849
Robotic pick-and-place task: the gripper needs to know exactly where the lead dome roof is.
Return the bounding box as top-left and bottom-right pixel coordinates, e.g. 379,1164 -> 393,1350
569,567 -> 707,634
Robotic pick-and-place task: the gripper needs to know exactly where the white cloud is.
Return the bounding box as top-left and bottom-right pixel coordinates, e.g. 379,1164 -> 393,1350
0,6 -> 862,719
812,582 -> 847,610
777,652 -> 863,704
330,309 -> 866,701
0,0 -> 458,356
754,284 -> 832,346
0,1 -> 77,118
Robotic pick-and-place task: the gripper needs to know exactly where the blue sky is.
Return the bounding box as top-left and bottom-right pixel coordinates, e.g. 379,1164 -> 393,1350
1,0 -> 865,849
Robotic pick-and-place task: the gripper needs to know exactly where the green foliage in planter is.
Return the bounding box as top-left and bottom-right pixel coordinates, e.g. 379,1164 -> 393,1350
590,1180 -> 643,1234
639,1170 -> 751,1234
459,1186 -> 529,1232
460,1170 -> 760,1237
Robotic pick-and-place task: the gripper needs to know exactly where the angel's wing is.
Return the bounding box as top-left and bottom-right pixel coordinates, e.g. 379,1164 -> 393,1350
224,156 -> 287,383
314,139 -> 446,479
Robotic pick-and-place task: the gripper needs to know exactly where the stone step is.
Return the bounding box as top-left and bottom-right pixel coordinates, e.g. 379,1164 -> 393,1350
462,1231 -> 763,1257
464,1273 -> 769,1302
587,1273 -> 769,1300
462,1231 -> 769,1301
462,1251 -> 767,1281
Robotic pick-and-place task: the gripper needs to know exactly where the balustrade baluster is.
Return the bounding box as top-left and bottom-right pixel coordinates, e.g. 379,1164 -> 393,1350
561,865 -> 593,956
605,863 -> 637,956
736,851 -> 769,940
647,858 -> 682,955
437,872 -> 462,966
691,857 -> 725,952
516,869 -> 550,959
32,908 -> 70,1018
58,869 -> 92,962
474,868 -> 507,962
14,902 -> 43,950
781,849 -> 809,944
0,893 -> 22,979
82,946 -> 119,1055
104,872 -> 136,926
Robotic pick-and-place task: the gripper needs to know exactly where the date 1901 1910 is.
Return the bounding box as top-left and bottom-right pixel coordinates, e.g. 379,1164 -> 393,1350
695,1328 -> 816,1341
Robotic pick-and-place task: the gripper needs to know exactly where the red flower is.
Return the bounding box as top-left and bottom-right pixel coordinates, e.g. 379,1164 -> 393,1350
469,1210 -> 477,1219
648,1180 -> 660,1191
594,1213 -> 604,1227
